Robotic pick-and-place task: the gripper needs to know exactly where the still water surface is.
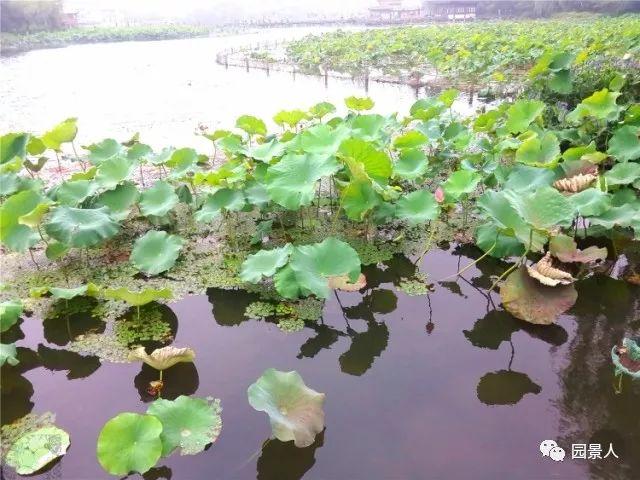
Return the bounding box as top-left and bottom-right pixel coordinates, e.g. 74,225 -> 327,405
2,246 -> 639,479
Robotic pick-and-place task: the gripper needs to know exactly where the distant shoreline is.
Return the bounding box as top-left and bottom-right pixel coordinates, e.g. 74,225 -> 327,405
0,24 -> 211,56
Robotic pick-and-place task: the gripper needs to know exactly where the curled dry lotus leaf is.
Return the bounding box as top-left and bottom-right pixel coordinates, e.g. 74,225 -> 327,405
553,173 -> 597,193
526,252 -> 574,286
5,425 -> 70,475
248,368 -> 325,448
129,345 -> 195,371
327,273 -> 367,292
500,266 -> 577,325
548,234 -> 607,264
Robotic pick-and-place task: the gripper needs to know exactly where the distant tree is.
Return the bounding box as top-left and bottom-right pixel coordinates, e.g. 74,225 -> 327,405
1,0 -> 64,33
474,0 -> 640,18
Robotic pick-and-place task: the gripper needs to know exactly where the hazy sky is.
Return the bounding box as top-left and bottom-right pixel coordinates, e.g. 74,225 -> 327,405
65,0 -> 380,17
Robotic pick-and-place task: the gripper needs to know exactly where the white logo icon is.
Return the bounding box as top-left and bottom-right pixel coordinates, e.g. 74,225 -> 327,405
540,440 -> 558,457
549,446 -> 566,462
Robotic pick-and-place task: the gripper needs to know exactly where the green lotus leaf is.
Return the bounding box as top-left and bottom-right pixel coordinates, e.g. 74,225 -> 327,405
604,160 -> 640,186
567,88 -> 620,123
131,231 -> 183,275
298,123 -> 349,156
504,165 -> 556,192
248,368 -> 325,448
549,234 -> 607,264
129,345 -> 195,371
194,188 -> 246,222
438,88 -> 459,108
548,69 -> 572,94
127,143 -> 153,161
45,206 -> 119,248
202,129 -> 232,143
476,190 -> 546,252
28,136 -> 46,155
56,179 -> 98,205
500,266 -> 577,325
339,138 -> 391,184
341,179 -> 381,221
395,190 -> 439,225
611,338 -> 640,379
42,118 -> 77,151
6,425 -> 70,475
49,283 -> 101,300
393,148 -> 428,180
240,244 -> 293,283
274,110 -> 307,129
475,223 -> 525,258
515,132 -> 560,167
273,264 -> 308,299
69,166 -> 97,181
569,188 -> 611,216
18,202 -> 50,228
140,181 -> 179,217
236,115 -> 267,136
505,100 -> 545,134
248,139 -> 286,162
103,286 -> 172,306
45,242 -> 70,260
0,189 -> 43,252
505,186 -> 575,230
147,147 -> 175,166
1,299 -> 22,333
24,156 -> 48,173
0,342 -> 19,366
96,155 -> 136,190
244,181 -> 270,209
96,413 -> 162,476
345,96 -> 374,111
85,138 -> 123,165
393,130 -> 427,149
411,97 -> 445,121
308,101 -> 336,119
0,172 -> 20,195
562,142 -> 597,162
266,153 -> 339,210
1,132 -> 29,164
589,204 -> 638,229
288,237 -> 361,299
166,148 -> 198,178
147,395 -> 222,456
441,170 -> 481,201
93,181 -> 139,220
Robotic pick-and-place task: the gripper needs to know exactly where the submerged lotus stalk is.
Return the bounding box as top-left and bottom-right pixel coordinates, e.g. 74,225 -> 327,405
553,173 -> 596,193
526,252 -> 574,286
129,346 -> 195,381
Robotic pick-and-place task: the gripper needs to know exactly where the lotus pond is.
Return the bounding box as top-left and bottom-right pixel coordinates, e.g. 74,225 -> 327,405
1,20 -> 640,480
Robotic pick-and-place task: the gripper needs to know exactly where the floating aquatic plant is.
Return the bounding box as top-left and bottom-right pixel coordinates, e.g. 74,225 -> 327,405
0,299 -> 23,333
612,337 -> 640,380
500,266 -> 577,325
248,368 -> 325,447
5,425 -> 70,475
97,413 -> 163,476
146,395 -> 222,456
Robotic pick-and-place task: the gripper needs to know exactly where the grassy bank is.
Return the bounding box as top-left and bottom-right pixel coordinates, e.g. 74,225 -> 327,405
1,24 -> 210,55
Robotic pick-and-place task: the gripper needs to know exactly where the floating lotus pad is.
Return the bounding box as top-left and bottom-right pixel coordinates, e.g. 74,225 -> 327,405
131,230 -> 184,275
146,395 -> 222,456
248,368 -> 325,448
500,266 -> 577,325
96,413 -> 162,475
6,425 -> 70,475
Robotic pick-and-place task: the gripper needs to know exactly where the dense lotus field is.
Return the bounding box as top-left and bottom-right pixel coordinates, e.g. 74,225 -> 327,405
1,19 -> 640,476
282,15 -> 640,99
